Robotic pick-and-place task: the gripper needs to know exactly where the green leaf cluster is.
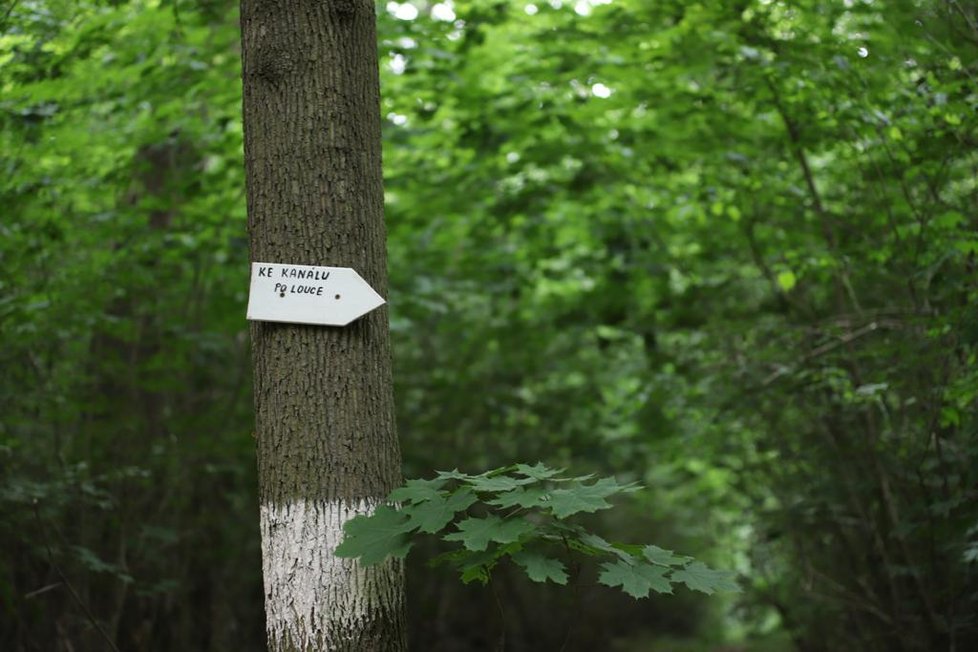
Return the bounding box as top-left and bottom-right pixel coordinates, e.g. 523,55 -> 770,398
336,464 -> 739,598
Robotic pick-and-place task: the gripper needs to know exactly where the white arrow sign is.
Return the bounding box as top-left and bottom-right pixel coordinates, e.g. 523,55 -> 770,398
246,262 -> 385,327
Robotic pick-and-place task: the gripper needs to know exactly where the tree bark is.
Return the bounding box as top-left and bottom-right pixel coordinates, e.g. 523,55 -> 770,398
239,0 -> 406,649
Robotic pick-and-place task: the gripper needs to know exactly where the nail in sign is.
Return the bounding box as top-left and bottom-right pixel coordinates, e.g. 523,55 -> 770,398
246,262 -> 385,326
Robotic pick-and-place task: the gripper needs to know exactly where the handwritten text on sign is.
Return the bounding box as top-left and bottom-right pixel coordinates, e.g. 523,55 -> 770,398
246,262 -> 385,326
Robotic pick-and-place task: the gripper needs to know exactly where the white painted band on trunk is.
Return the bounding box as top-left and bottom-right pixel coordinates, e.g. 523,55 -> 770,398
260,497 -> 399,649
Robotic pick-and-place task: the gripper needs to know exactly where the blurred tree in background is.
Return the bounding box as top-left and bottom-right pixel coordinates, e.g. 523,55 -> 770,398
1,1 -> 976,651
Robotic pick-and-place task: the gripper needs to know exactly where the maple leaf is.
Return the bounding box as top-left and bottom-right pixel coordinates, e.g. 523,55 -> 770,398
512,551 -> 568,585
576,532 -> 633,561
670,562 -> 741,595
403,488 -> 477,533
455,544 -> 520,585
546,477 -> 637,518
388,477 -> 448,504
334,505 -> 413,566
598,559 -> 672,598
435,469 -> 471,481
642,544 -> 692,567
486,486 -> 550,509
466,474 -> 535,493
443,515 -> 534,551
513,462 -> 563,481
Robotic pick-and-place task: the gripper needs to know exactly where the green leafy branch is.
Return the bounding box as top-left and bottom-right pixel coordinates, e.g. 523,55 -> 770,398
335,463 -> 740,599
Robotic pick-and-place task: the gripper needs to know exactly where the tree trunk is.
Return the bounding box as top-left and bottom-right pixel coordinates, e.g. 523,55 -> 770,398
239,0 -> 406,649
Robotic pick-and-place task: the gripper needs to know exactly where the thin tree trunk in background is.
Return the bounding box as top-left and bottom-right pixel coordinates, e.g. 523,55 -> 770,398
239,0 -> 406,649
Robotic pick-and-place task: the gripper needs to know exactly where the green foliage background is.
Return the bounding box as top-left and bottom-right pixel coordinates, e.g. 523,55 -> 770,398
1,0 -> 977,650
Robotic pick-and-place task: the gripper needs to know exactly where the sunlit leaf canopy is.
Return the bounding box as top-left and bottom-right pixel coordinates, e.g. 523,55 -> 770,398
2,0 -> 977,650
